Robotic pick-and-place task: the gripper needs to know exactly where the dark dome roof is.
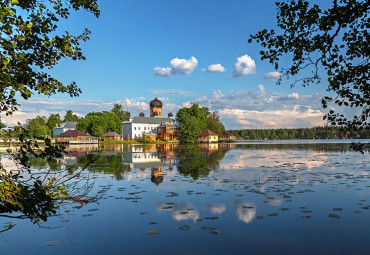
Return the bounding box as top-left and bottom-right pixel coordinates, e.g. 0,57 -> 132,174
139,111 -> 145,117
153,111 -> 158,116
151,175 -> 163,185
168,112 -> 173,117
150,98 -> 162,108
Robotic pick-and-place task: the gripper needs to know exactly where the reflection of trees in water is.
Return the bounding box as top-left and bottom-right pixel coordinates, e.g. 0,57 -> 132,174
1,148 -> 105,228
176,145 -> 226,180
236,143 -> 354,153
79,153 -> 131,181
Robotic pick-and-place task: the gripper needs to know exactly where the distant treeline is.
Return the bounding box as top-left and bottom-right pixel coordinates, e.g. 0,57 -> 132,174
228,127 -> 370,140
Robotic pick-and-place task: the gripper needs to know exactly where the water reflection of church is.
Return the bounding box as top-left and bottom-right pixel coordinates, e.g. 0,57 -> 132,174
119,144 -> 179,190
57,143 -> 231,190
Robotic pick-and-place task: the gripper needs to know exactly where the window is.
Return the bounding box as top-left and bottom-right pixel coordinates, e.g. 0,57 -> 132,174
144,127 -> 146,130
134,127 -> 136,130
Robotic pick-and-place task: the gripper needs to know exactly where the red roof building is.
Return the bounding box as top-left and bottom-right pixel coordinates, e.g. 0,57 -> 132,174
198,129 -> 219,143
219,131 -> 237,142
57,130 -> 99,144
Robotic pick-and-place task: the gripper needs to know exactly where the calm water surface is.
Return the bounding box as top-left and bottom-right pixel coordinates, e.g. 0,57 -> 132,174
1,140 -> 370,255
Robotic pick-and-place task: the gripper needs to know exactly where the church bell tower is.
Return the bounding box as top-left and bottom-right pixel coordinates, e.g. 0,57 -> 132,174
150,91 -> 163,118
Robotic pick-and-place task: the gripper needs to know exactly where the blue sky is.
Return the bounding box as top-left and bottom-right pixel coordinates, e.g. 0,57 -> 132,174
3,0 -> 337,129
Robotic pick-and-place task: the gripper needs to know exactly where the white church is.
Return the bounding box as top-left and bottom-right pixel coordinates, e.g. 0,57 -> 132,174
120,93 -> 178,139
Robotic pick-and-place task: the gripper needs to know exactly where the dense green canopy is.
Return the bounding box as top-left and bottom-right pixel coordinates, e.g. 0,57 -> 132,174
0,0 -> 99,116
176,104 -> 225,143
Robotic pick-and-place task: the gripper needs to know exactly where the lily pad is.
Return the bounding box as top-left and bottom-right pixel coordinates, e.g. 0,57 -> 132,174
201,226 -> 216,230
328,214 -> 341,219
45,241 -> 60,246
279,208 -> 289,211
146,230 -> 161,235
205,216 -> 219,220
179,225 -> 191,230
333,208 -> 343,211
210,230 -> 224,235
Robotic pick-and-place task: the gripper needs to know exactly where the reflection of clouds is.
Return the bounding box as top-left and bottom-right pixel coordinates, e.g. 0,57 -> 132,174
235,201 -> 256,224
124,170 -> 151,181
155,202 -> 173,212
220,151 -> 327,171
265,197 -> 283,207
156,202 -> 199,222
207,204 -> 226,214
1,156 -> 20,174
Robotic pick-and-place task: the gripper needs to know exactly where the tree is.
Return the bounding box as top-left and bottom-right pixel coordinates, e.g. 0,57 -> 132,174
203,107 -> 225,135
111,103 -> 130,122
0,0 -> 99,116
0,122 -> 6,129
77,111 -> 121,137
249,0 -> 369,148
176,104 -> 226,142
46,114 -> 62,130
176,104 -> 207,143
24,116 -> 50,138
0,0 -> 101,226
63,110 -> 79,122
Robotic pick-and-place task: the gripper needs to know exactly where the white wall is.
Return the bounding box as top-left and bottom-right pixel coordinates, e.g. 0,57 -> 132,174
121,122 -> 160,139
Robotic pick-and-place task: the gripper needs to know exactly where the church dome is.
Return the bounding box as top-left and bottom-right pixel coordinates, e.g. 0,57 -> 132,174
151,175 -> 163,185
139,111 -> 145,117
168,112 -> 173,118
150,98 -> 162,108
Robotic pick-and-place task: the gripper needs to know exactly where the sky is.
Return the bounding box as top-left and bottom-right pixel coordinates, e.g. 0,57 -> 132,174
2,0 -> 338,129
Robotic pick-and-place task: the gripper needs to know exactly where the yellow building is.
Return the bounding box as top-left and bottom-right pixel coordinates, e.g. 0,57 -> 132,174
198,129 -> 219,143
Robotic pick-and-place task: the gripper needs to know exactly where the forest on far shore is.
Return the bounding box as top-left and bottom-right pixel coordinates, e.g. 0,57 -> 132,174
229,127 -> 370,140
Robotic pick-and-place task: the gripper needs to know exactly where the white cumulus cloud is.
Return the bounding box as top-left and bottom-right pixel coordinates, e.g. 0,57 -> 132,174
153,67 -> 175,77
170,56 -> 198,75
288,92 -> 300,99
232,54 -> 256,78
264,71 -> 282,81
202,64 -> 225,73
153,56 -> 198,77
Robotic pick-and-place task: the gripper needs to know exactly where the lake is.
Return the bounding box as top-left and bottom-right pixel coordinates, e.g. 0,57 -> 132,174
1,140 -> 370,254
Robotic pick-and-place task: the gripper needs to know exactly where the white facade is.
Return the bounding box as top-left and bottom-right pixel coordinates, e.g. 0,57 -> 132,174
121,122 -> 160,139
120,117 -> 175,140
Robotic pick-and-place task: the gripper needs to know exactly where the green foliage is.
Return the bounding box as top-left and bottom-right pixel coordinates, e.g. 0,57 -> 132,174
177,145 -> 226,180
0,122 -> 6,129
111,103 -> 130,122
0,177 -> 57,224
0,137 -> 104,224
202,107 -> 225,135
63,110 -> 79,122
77,104 -> 130,137
229,126 -> 370,140
0,0 -> 101,226
176,104 -> 225,143
77,154 -> 131,181
23,116 -> 50,138
47,114 -> 62,130
0,0 -> 100,115
249,0 -> 369,132
77,110 -> 121,138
